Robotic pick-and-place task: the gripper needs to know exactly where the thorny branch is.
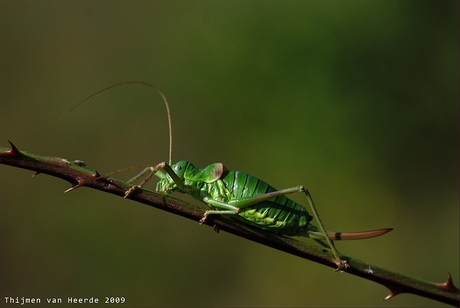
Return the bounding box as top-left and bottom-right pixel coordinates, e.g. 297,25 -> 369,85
0,142 -> 458,306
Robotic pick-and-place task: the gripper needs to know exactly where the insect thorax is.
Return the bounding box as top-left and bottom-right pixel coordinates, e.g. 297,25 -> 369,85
156,176 -> 177,194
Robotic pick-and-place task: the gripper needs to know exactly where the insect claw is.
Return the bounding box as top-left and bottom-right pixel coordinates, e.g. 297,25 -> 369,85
199,212 -> 209,225
334,259 -> 349,272
124,186 -> 139,198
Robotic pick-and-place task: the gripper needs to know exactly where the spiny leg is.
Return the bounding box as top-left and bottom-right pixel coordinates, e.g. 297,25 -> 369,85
199,197 -> 241,224
124,164 -> 161,198
127,167 -> 157,185
299,186 -> 348,270
124,162 -> 185,198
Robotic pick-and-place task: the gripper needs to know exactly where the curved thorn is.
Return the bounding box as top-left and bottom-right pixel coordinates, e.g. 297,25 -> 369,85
31,172 -> 41,177
384,286 -> 402,301
7,140 -> 22,156
93,170 -> 102,179
64,182 -> 83,193
436,272 -> 459,291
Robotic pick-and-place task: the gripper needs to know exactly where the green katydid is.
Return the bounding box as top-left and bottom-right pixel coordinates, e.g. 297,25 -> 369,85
73,81 -> 392,271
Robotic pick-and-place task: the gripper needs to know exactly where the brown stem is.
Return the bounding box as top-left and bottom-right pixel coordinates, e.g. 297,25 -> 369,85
0,142 -> 458,306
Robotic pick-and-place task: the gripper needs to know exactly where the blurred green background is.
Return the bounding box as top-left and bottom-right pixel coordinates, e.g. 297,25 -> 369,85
1,1 -> 458,307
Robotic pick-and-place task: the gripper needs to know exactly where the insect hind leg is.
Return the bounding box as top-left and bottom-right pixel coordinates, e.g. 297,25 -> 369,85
220,184 -> 346,270
198,186 -> 307,224
299,186 -> 348,271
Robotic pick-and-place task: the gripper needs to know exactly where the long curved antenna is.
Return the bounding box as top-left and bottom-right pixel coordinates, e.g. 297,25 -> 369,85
68,81 -> 173,164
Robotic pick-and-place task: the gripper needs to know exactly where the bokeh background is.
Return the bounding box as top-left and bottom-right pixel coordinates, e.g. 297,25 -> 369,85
1,1 -> 458,307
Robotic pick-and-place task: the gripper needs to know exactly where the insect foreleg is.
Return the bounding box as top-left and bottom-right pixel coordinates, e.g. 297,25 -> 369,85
124,162 -> 185,198
127,167 -> 165,184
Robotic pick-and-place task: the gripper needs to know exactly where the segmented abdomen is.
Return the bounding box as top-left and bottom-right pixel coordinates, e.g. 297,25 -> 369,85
221,170 -> 312,235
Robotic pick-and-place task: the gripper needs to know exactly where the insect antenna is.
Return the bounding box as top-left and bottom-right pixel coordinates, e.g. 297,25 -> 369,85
103,165 -> 153,177
67,81 -> 173,164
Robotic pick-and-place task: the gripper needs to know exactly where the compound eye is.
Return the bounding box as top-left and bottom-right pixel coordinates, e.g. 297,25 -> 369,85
174,165 -> 182,171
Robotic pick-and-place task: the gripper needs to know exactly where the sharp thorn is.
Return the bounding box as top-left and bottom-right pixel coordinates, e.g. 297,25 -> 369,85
435,272 -> 459,291
64,186 -> 76,193
31,172 -> 41,177
93,170 -> 102,179
384,286 -> 402,301
7,140 -> 22,156
384,293 -> 395,301
64,182 -> 83,193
